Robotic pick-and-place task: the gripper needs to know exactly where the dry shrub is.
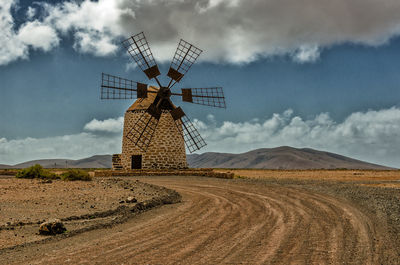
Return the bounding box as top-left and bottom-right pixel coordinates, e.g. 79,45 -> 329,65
15,164 -> 59,180
61,169 -> 92,181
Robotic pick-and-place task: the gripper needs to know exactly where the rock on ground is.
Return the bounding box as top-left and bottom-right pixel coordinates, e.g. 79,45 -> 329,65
39,219 -> 66,235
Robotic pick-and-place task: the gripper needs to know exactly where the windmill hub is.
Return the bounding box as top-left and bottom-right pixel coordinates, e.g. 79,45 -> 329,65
158,87 -> 171,99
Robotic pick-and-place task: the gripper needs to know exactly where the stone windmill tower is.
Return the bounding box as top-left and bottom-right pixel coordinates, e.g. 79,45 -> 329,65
100,32 -> 226,170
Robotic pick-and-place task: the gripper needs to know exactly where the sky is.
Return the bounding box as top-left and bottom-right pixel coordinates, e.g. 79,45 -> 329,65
1,0 -> 400,167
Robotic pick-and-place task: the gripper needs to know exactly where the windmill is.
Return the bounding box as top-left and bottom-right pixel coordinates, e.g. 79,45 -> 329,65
100,32 -> 226,170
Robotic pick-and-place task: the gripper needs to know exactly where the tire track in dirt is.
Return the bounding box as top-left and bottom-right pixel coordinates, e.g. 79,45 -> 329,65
2,176 -> 392,264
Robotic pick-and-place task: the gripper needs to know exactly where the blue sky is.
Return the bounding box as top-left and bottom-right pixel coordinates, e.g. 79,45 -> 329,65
2,0 -> 400,167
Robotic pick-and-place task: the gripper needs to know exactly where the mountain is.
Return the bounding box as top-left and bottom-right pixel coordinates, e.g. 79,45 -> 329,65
0,155 -> 112,169
186,146 -> 392,169
0,147 -> 392,169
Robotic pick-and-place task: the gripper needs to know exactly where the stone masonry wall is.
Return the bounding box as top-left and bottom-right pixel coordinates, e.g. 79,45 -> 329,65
121,110 -> 188,169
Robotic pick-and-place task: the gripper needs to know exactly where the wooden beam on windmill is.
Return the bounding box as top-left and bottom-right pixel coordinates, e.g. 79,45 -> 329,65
180,87 -> 226,108
137,83 -> 148,98
170,106 -> 185,121
122,32 -> 162,87
100,73 -> 157,100
167,39 -> 202,88
174,114 -> 206,153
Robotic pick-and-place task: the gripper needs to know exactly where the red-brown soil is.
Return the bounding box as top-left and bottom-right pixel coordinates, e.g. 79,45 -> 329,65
217,169 -> 400,182
1,175 -> 399,264
0,176 -> 176,249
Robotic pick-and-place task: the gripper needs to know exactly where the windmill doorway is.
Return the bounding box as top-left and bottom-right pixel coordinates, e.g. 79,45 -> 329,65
131,155 -> 142,169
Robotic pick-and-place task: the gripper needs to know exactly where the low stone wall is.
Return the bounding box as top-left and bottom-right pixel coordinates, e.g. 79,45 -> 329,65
94,169 -> 234,179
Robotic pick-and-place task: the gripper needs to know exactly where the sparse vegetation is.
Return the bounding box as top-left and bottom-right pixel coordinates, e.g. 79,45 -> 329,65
15,164 -> 58,180
15,165 -> 92,181
60,169 -> 92,181
233,175 -> 247,179
0,169 -> 18,176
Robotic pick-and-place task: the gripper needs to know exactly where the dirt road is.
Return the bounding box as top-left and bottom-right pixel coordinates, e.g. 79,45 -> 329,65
2,176 -> 398,264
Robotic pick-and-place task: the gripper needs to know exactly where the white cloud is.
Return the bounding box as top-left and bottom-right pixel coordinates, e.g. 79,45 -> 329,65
0,133 -> 121,165
197,107 -> 400,167
0,1 -> 58,65
0,117 -> 124,165
26,6 -> 36,20
125,61 -> 138,72
84,117 -> 124,133
18,21 -> 60,51
1,108 -> 400,167
41,0 -> 128,56
0,0 -> 28,65
293,45 -> 320,63
72,31 -> 118,56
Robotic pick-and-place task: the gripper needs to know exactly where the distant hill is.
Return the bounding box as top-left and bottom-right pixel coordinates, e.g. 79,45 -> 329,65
186,146 -> 392,169
0,147 -> 393,170
0,155 -> 112,169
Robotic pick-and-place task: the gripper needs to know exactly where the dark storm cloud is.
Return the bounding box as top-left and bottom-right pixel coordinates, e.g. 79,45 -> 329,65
3,0 -> 400,64
113,0 -> 400,63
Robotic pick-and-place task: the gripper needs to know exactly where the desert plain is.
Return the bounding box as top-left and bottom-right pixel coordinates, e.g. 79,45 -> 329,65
0,169 -> 399,264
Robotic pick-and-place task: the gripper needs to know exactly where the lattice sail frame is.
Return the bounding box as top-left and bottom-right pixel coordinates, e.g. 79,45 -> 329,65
101,73 -> 139,99
181,87 -> 226,108
122,32 -> 161,80
126,111 -> 159,151
167,39 -> 202,87
175,115 -> 206,153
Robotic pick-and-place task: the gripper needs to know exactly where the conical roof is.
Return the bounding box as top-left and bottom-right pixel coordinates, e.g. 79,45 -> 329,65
127,86 -> 158,111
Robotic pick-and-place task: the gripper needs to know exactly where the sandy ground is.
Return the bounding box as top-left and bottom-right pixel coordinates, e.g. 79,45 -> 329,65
0,175 -> 399,264
217,169 -> 400,182
0,176 -> 175,249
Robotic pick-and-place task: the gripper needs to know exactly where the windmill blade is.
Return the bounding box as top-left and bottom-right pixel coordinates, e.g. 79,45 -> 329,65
167,39 -> 202,88
126,109 -> 160,152
180,87 -> 226,108
171,107 -> 206,153
101,73 -> 154,99
122,32 -> 161,85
